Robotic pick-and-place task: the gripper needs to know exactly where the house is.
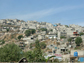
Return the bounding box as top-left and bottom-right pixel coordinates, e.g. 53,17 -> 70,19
47,44 -> 57,50
19,42 -> 25,50
73,32 -> 79,36
40,22 -> 46,25
70,36 -> 77,42
60,44 -> 70,54
45,34 -> 57,39
70,50 -> 84,62
81,35 -> 84,45
23,36 -> 36,45
57,31 -> 67,39
56,43 -> 70,55
29,26 -> 36,29
40,31 -> 46,35
46,49 -> 52,55
0,27 -> 2,31
61,30 -> 67,37
38,35 -> 45,40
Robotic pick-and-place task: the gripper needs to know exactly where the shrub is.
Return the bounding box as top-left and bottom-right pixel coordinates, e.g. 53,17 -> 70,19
75,37 -> 82,46
18,35 -> 23,40
40,42 -> 46,49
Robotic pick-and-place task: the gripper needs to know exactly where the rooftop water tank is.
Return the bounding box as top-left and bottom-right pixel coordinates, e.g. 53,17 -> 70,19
74,51 -> 78,57
53,24 -> 57,26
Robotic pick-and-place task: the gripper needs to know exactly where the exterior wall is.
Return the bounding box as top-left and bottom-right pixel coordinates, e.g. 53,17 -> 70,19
60,32 -> 67,37
62,54 -> 70,61
58,31 -> 60,39
81,35 -> 84,45
71,50 -> 84,56
29,26 -> 36,29
67,31 -> 73,36
0,20 -> 4,23
73,32 -> 77,34
45,35 -> 56,39
2,29 -> 6,31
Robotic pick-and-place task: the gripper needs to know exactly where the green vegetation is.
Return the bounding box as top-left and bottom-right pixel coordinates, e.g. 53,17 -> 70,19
74,46 -> 81,50
39,28 -> 47,32
0,39 -> 59,62
6,28 -> 9,32
25,30 -> 31,37
75,37 -> 82,46
24,51 -> 34,62
18,35 -> 23,40
33,39 -> 45,62
30,43 -> 33,49
0,40 -> 5,45
24,39 -> 45,62
50,29 -> 53,31
25,29 -> 36,37
46,55 -> 56,62
30,29 -> 36,34
68,37 -> 72,44
60,36 -> 66,39
0,43 -> 23,62
79,32 -> 84,36
40,42 -> 46,49
65,25 -> 69,28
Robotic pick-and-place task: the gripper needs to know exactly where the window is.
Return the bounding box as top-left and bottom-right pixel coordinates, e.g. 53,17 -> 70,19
66,49 -> 68,51
31,38 -> 33,39
48,51 -> 52,53
61,49 -> 63,51
53,50 -> 56,53
51,45 -> 53,46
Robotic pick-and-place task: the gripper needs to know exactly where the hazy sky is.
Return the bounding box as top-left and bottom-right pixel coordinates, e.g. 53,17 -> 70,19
0,0 -> 84,26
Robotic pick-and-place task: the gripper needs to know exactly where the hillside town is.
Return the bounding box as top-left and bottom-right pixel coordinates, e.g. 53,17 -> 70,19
0,19 -> 84,62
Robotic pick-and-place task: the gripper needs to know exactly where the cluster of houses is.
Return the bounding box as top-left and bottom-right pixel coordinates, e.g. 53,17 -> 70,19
0,19 -> 25,32
0,19 -> 84,62
0,19 -> 25,25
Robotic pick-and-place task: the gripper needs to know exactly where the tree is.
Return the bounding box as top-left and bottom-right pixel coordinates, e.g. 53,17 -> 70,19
24,51 -> 34,62
79,32 -> 84,36
75,37 -> 82,46
68,38 -> 72,45
0,43 -> 23,62
6,28 -> 9,32
24,39 -> 45,62
30,29 -> 36,34
40,42 -> 46,49
0,40 -> 5,45
30,43 -> 33,49
25,29 -> 36,37
39,28 -> 47,32
25,30 -> 31,37
65,25 -> 69,28
33,39 -> 45,62
18,35 -> 23,40
50,29 -> 53,31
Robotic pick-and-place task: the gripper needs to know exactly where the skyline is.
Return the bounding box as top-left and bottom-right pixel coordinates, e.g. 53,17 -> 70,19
0,0 -> 84,26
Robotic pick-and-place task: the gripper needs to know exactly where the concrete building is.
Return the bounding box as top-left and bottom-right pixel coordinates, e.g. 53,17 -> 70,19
81,35 -> 84,45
